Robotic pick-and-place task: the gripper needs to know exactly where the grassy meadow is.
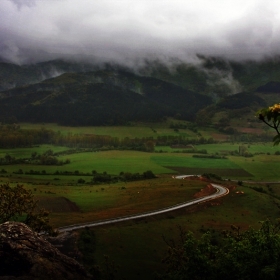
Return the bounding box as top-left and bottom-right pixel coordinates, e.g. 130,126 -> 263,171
2,122 -> 280,279
2,148 -> 280,184
92,181 -> 280,279
33,177 -> 203,227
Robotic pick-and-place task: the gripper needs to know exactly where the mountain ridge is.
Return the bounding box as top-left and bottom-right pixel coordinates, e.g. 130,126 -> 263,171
3,56 -> 280,95
1,56 -> 280,126
0,70 -> 212,125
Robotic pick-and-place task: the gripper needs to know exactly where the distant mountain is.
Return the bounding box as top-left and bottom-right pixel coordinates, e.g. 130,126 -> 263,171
0,70 -> 212,125
140,56 -> 280,98
195,89 -> 280,128
0,60 -> 97,91
3,56 -> 280,97
1,56 -> 280,126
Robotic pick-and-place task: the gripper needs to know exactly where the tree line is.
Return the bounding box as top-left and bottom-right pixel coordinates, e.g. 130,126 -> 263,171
0,149 -> 70,166
0,125 -> 216,150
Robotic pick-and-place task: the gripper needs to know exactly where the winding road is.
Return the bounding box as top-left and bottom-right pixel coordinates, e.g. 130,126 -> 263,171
57,175 -> 229,233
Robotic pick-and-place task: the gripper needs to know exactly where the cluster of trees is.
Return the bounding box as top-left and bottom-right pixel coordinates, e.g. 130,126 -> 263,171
0,183 -> 55,235
201,173 -> 222,180
92,170 -> 156,184
16,169 -> 79,176
156,135 -> 215,146
0,126 -> 55,148
53,133 -> 215,150
0,150 -> 70,166
157,221 -> 280,280
170,149 -> 207,154
30,150 -> 70,165
0,125 -> 217,150
12,168 -> 156,184
192,154 -> 227,159
228,131 -> 275,143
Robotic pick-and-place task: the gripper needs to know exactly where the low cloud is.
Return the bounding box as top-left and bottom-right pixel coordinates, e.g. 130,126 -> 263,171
1,0 -> 280,66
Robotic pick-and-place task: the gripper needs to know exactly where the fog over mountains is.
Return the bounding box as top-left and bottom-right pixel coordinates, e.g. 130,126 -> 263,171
1,0 -> 280,66
2,0 -> 280,94
2,55 -> 280,96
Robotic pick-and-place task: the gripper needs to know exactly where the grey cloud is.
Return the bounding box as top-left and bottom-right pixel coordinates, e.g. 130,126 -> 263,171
10,0 -> 36,9
1,0 -> 280,66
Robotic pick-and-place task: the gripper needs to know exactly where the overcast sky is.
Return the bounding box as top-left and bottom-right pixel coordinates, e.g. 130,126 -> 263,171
1,0 -> 280,65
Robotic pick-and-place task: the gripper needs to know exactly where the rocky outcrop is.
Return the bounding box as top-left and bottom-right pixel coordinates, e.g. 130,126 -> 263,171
0,222 -> 93,280
45,231 -> 81,260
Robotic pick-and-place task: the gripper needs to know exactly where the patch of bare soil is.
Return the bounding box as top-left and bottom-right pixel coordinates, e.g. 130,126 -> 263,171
181,175 -> 216,198
37,197 -> 80,212
185,175 -> 211,182
193,184 -> 216,198
211,133 -> 229,141
236,127 -> 264,134
227,184 -> 237,192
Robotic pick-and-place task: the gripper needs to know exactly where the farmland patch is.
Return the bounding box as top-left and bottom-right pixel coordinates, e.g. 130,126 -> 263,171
165,166 -> 253,177
151,155 -> 241,169
37,196 -> 80,212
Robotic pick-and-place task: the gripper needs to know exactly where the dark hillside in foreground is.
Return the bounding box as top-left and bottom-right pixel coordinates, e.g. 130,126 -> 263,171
0,71 -> 212,125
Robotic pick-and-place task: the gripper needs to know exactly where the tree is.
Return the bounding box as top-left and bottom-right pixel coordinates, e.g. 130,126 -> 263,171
4,154 -> 12,163
157,220 -> 280,280
143,170 -> 156,179
0,183 -> 54,234
257,103 -> 280,145
145,140 -> 155,152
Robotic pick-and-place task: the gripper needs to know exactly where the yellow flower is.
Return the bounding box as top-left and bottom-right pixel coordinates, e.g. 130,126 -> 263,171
269,103 -> 280,113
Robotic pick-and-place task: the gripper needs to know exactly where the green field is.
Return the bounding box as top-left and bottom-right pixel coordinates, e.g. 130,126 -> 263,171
0,145 -> 69,158
1,148 -> 279,182
151,154 -> 240,169
229,155 -> 280,181
2,122 -> 280,279
155,142 -> 279,154
1,141 -> 279,182
154,143 -> 280,181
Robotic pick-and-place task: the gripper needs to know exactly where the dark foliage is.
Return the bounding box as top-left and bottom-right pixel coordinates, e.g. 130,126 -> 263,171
0,183 -> 54,234
157,220 -> 280,280
201,173 -> 222,180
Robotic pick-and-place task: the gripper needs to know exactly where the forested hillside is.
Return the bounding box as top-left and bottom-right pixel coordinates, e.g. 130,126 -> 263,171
0,70 -> 212,125
1,56 -> 280,126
